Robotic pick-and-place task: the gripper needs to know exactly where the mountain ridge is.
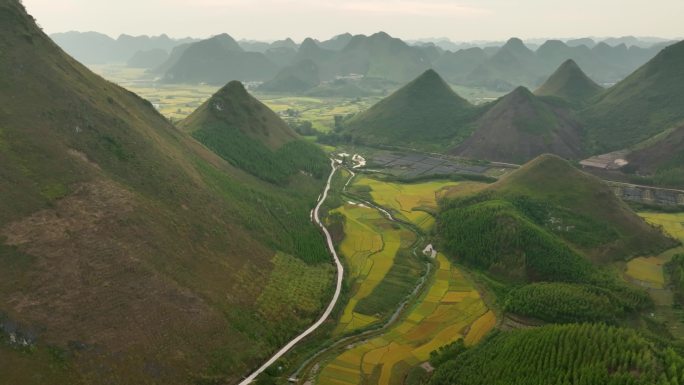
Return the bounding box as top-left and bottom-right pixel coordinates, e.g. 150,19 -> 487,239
0,2 -> 332,383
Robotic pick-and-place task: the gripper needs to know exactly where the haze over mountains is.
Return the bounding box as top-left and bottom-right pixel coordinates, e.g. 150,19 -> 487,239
51,31 -> 197,65
52,31 -> 673,91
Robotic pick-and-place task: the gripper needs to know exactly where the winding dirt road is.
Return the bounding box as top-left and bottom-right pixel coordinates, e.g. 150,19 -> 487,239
238,160 -> 344,385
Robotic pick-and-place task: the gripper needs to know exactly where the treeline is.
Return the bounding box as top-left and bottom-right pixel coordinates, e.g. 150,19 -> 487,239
429,323 -> 684,385
667,254 -> 684,307
198,162 -> 330,264
436,193 -> 653,323
193,123 -> 328,185
505,282 -> 649,324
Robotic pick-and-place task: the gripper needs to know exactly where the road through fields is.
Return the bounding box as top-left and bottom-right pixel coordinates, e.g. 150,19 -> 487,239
238,159 -> 344,385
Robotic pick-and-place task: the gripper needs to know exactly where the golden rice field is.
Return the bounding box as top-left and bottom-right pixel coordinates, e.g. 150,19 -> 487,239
318,254 -> 493,385
353,177 -> 461,231
625,256 -> 667,288
333,204 -> 414,334
625,212 -> 684,288
640,212 -> 684,242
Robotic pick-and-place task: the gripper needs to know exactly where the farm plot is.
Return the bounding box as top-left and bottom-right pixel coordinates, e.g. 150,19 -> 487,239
640,212 -> 684,242
333,204 -> 417,334
352,176 -> 460,231
256,94 -> 381,132
318,254 -> 494,385
625,212 -> 684,288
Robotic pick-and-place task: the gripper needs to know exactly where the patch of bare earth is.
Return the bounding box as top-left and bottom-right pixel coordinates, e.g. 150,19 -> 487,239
1,179 -> 234,383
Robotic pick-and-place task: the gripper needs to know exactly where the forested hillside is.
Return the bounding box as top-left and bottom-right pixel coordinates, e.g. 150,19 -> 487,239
429,324 -> 684,385
0,2 -> 332,383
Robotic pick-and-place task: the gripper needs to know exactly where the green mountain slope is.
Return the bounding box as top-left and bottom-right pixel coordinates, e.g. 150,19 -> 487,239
344,69 -> 475,148
429,324 -> 684,385
464,38 -> 540,90
451,87 -> 583,164
582,40 -> 684,152
535,59 -> 603,104
258,59 -> 320,93
437,155 -> 674,322
627,124 -> 684,188
438,155 -> 674,277
179,80 -> 328,184
0,2 -> 331,384
489,154 -> 674,260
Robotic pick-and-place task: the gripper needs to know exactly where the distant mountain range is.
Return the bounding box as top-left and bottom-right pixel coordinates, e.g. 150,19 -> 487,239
50,31 -> 197,65
434,37 -> 671,90
342,42 -> 684,177
159,33 -> 279,83
51,31 -> 675,90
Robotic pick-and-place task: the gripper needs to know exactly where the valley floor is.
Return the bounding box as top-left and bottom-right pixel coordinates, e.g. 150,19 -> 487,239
296,165 -> 496,385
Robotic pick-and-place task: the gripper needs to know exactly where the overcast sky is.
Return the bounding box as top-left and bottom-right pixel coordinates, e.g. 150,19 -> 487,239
22,0 -> 684,42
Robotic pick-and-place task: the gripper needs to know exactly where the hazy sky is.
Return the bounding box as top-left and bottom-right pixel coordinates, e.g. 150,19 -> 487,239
22,0 -> 684,42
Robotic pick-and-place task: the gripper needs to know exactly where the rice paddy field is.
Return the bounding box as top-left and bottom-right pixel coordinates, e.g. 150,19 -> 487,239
317,254 -> 494,385
623,212 -> 684,337
625,212 -> 684,288
351,176 -> 462,231
332,203 -> 417,334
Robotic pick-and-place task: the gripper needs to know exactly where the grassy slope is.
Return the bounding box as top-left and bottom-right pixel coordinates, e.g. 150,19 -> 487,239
489,154 -> 675,261
437,155 -> 673,322
258,59 -> 320,93
451,87 -> 584,164
535,59 -> 603,104
581,40 -> 684,153
0,2 -> 331,383
179,80 -> 329,185
179,80 -> 298,149
627,124 -> 684,189
345,69 -> 476,149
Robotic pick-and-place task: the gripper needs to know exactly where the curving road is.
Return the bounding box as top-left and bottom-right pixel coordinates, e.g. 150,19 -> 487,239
238,160 -> 344,385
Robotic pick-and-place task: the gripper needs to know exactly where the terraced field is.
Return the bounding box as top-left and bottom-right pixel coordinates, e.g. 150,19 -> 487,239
624,212 -> 684,337
351,177 -> 461,231
318,254 -> 493,385
333,204 -> 417,334
626,212 -> 684,287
